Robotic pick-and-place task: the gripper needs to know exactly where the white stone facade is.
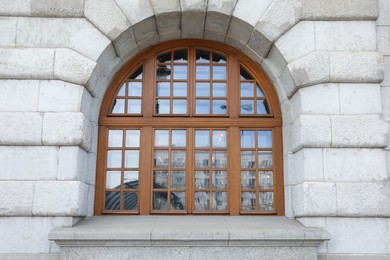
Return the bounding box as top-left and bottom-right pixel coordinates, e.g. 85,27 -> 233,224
0,0 -> 389,259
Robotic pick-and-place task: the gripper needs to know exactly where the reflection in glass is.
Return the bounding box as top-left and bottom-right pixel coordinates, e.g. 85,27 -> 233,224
213,66 -> 226,80
171,130 -> 186,147
154,150 -> 169,168
241,100 -> 254,114
173,82 -> 187,97
259,171 -> 273,189
123,192 -> 137,210
157,52 -> 171,63
212,151 -> 227,168
106,171 -> 121,189
171,150 -> 186,168
171,171 -> 185,189
171,192 -> 185,210
259,192 -> 274,211
174,49 -> 188,62
257,100 -> 270,114
196,99 -> 210,114
127,99 -> 141,114
112,99 -> 125,113
195,150 -> 209,168
172,99 -> 187,114
212,52 -> 226,63
105,191 -> 120,210
196,49 -> 210,63
196,65 -> 210,80
212,130 -> 227,148
258,151 -> 273,168
212,83 -> 226,97
241,192 -> 256,211
154,130 -> 169,147
153,192 -> 168,210
195,130 -> 209,148
108,130 -> 123,148
241,151 -> 256,168
107,150 -> 122,168
240,82 -> 254,97
118,84 -> 126,96
124,171 -> 138,189
156,99 -> 170,114
241,171 -> 256,190
240,130 -> 255,148
196,83 -> 210,97
126,130 -> 140,148
156,82 -> 170,97
153,171 -> 168,188
129,65 -> 143,79
212,100 -> 227,114
212,171 -> 227,189
128,82 -> 142,96
125,150 -> 139,168
212,192 -> 227,210
156,64 -> 171,79
258,131 -> 272,148
174,65 -> 187,80
256,84 -> 264,97
195,171 -> 209,189
194,192 -> 210,210
240,66 -> 253,80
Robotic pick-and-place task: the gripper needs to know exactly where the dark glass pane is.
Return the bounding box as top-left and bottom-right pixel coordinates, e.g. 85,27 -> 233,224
195,171 -> 209,189
173,82 -> 187,97
240,100 -> 254,114
156,64 -> 171,79
258,130 -> 272,148
156,82 -> 170,97
111,99 -> 125,114
212,83 -> 226,97
212,52 -> 226,63
195,150 -> 210,168
106,171 -> 121,189
128,82 -> 142,96
127,99 -> 141,114
154,150 -> 169,168
196,49 -> 210,63
154,130 -> 169,147
124,171 -> 138,189
129,65 -> 143,79
171,130 -> 186,147
172,99 -> 187,114
240,82 -> 254,97
105,192 -> 120,210
171,171 -> 186,189
174,65 -> 187,80
153,171 -> 168,188
125,150 -> 139,168
240,66 -> 253,80
171,192 -> 185,210
156,99 -> 170,114
196,65 -> 210,80
213,66 -> 226,80
194,192 -> 210,210
259,171 -> 273,189
157,52 -> 171,63
108,130 -> 123,148
174,49 -> 188,62
117,83 -> 126,96
212,171 -> 227,189
257,100 -> 270,114
195,130 -> 209,148
212,151 -> 227,168
258,151 -> 273,168
153,192 -> 168,210
196,99 -> 210,114
241,151 -> 256,168
212,192 -> 227,210
196,83 -> 210,97
212,100 -> 227,114
240,130 -> 255,148
241,171 -> 256,190
259,192 -> 274,211
212,130 -> 227,148
241,192 -> 256,211
123,192 -> 138,210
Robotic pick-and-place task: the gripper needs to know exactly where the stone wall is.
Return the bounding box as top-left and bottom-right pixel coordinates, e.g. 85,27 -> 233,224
0,0 -> 389,258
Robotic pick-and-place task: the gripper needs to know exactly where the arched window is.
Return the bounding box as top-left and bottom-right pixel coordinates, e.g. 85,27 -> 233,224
95,40 -> 284,215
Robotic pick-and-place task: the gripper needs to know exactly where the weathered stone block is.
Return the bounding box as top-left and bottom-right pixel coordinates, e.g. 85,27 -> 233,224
377,25 -> 390,55
262,46 -> 288,84
113,29 -> 139,63
232,0 -> 272,27
0,181 -> 34,215
58,147 -> 89,183
290,149 -> 324,185
132,16 -> 159,49
115,0 -> 154,25
150,0 -> 180,42
381,86 -> 390,121
0,112 -> 42,145
0,17 -> 17,46
0,80 -> 39,112
181,0 -> 207,39
339,83 -> 381,114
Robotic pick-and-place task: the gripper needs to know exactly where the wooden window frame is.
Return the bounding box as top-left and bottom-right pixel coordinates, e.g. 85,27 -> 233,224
95,40 -> 284,216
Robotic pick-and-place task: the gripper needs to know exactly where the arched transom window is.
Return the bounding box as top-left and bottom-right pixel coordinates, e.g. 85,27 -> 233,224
95,40 -> 284,216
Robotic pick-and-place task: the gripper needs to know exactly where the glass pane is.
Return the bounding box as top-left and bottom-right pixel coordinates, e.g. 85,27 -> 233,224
128,82 -> 142,96
212,151 -> 227,168
157,64 -> 171,80
259,171 -> 273,189
195,130 -> 209,148
212,192 -> 227,210
196,49 -> 210,63
173,82 -> 187,97
108,130 -> 123,148
153,192 -> 168,210
212,52 -> 226,63
125,150 -> 139,168
212,100 -> 227,114
105,191 -> 120,210
171,150 -> 186,168
212,130 -> 227,148
153,171 -> 168,188
212,83 -> 226,97
240,82 -> 254,97
258,130 -> 272,148
195,171 -> 209,189
127,99 -> 141,114
171,192 -> 185,210
257,100 -> 270,114
241,100 -> 254,114
106,171 -> 121,189
174,49 -> 188,62
156,82 -> 170,97
123,192 -> 137,210
196,65 -> 210,80
241,151 -> 256,168
171,171 -> 185,189
171,130 -> 186,147
212,171 -> 227,189
213,66 -> 226,80
258,151 -> 273,168
196,99 -> 210,114
111,99 -> 125,114
241,171 -> 256,190
241,192 -> 256,211
196,83 -> 210,97
195,150 -> 210,168
129,66 -> 143,79
154,130 -> 169,147
259,192 -> 274,211
107,150 -> 122,168
174,65 -> 187,80
172,99 -> 187,114
124,171 -> 138,189
156,99 -> 170,114
240,66 -> 253,80
240,130 -> 255,148
117,83 -> 126,96
157,52 -> 171,63
194,192 -> 210,210
125,130 -> 140,148
256,84 -> 264,97
154,150 -> 169,168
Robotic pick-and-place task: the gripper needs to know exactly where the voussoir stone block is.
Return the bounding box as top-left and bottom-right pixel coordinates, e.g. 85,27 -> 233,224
0,112 -> 42,145
181,0 -> 207,39
330,115 -> 389,148
42,112 -> 92,151
150,0 -> 181,42
0,80 -> 39,112
115,0 -> 154,25
0,181 -> 34,216
113,29 -> 139,63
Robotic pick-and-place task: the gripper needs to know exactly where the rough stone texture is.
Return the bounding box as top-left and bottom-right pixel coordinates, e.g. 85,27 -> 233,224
0,17 -> 17,46
0,181 -> 34,215
0,80 -> 39,111
115,0 -> 154,25
290,149 -> 324,185
85,0 -> 130,40
58,147 -> 89,183
204,0 -> 236,41
32,181 -> 89,216
330,115 -> 389,148
150,0 -> 181,42
339,83 -> 382,114
181,0 -> 207,39
262,46 -> 288,84
0,112 -> 42,145
112,29 -> 139,63
0,146 -> 59,180
42,112 -> 92,151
